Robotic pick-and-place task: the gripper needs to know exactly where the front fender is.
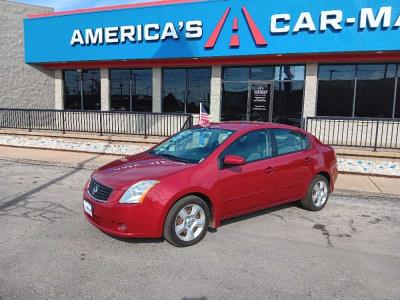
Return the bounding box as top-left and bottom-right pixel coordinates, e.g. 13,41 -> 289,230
160,184 -> 221,231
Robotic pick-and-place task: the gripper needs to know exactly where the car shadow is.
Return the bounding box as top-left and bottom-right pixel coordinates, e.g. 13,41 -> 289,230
102,202 -> 301,243
217,202 -> 300,229
104,232 -> 165,244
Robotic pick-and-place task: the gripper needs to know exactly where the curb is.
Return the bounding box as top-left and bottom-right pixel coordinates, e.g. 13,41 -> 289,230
339,171 -> 400,179
333,189 -> 400,200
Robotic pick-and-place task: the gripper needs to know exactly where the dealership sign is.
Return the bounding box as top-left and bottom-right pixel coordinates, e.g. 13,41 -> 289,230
24,0 -> 400,63
70,21 -> 203,45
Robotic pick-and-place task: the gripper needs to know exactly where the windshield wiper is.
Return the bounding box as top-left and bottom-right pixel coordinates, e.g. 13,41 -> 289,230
152,152 -> 195,164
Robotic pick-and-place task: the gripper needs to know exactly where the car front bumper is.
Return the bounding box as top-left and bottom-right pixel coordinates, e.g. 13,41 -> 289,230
83,190 -> 165,238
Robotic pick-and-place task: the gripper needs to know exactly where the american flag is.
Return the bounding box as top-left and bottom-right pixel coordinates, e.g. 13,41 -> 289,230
198,103 -> 211,127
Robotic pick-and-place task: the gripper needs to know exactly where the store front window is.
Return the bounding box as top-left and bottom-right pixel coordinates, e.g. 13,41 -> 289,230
317,63 -> 399,118
110,69 -> 152,112
273,66 -> 305,127
162,68 -> 211,114
355,64 -> 396,118
64,69 -> 100,110
221,65 -> 305,127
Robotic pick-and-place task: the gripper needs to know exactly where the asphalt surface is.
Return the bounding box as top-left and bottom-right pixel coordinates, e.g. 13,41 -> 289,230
0,159 -> 399,300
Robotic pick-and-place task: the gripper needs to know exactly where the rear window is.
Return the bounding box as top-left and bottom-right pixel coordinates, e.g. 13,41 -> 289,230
274,129 -> 309,155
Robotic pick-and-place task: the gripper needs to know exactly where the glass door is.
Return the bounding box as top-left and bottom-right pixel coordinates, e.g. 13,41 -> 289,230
221,65 -> 305,125
221,82 -> 249,121
248,81 -> 273,122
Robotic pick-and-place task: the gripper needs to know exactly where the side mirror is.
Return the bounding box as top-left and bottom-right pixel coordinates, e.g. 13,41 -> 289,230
223,155 -> 246,166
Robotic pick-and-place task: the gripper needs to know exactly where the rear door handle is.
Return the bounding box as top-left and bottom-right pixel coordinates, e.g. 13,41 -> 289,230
265,167 -> 276,174
305,157 -> 312,163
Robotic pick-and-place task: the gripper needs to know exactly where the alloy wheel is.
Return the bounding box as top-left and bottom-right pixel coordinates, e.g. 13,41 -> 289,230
174,204 -> 206,242
312,180 -> 328,207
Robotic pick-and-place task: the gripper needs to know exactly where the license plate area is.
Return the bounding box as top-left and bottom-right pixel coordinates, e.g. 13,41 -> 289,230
83,200 -> 93,217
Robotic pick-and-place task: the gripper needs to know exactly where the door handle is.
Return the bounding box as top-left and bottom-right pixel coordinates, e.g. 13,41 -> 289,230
265,167 -> 275,174
305,157 -> 312,163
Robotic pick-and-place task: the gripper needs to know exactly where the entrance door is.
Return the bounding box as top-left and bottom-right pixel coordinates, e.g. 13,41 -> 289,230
248,81 -> 273,122
221,80 -> 303,126
221,65 -> 305,126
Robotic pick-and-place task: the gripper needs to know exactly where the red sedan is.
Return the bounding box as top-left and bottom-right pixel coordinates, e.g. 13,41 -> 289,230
83,122 -> 338,247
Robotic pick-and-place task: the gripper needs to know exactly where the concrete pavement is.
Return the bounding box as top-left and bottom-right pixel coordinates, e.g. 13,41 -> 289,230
0,145 -> 399,198
0,160 -> 399,299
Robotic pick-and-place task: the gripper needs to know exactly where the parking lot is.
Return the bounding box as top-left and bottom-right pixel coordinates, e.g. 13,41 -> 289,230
0,159 -> 399,300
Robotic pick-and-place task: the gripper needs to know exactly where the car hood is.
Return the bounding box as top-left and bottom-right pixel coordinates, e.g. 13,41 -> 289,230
92,152 -> 195,190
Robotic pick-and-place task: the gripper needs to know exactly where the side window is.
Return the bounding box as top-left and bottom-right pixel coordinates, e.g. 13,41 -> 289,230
223,130 -> 273,163
274,129 -> 309,155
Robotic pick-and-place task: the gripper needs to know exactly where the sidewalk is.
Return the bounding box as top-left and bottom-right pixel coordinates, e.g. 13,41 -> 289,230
335,174 -> 400,197
0,145 -> 399,199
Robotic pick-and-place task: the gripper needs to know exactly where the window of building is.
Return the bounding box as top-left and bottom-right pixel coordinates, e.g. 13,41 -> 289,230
221,82 -> 248,121
223,67 -> 249,82
273,129 -> 309,155
272,66 -> 305,127
317,63 -> 399,118
64,70 -> 100,110
221,65 -> 305,127
162,68 -> 211,114
251,66 -> 274,81
110,69 -> 152,112
317,65 -> 356,117
222,66 -> 305,82
355,64 -> 397,118
274,65 -> 305,81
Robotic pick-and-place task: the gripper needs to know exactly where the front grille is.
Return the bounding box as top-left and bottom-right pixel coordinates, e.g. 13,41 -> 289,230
88,179 -> 113,202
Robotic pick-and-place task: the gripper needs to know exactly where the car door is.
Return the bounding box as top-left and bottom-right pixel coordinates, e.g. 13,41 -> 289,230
219,130 -> 279,218
271,129 -> 315,202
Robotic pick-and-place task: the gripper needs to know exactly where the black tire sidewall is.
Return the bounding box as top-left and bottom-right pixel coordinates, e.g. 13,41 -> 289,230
164,196 -> 210,247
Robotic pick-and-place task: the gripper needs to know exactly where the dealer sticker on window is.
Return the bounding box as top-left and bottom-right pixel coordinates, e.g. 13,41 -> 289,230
83,200 -> 93,217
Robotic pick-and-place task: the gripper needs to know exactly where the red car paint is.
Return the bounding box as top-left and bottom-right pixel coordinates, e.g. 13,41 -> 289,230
83,122 -> 338,238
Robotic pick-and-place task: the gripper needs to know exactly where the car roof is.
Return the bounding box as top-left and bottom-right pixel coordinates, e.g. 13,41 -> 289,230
207,122 -> 304,132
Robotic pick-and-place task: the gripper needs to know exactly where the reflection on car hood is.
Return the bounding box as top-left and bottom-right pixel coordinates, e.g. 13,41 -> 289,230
92,152 -> 194,190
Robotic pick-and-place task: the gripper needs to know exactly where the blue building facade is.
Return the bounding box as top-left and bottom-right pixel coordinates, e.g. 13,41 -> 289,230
23,0 -> 400,125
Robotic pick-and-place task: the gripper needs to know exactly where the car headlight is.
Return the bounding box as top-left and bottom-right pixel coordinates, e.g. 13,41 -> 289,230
119,180 -> 160,204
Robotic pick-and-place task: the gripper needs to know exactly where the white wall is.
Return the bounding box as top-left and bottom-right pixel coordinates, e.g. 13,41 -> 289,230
0,1 -> 55,109
303,63 -> 318,118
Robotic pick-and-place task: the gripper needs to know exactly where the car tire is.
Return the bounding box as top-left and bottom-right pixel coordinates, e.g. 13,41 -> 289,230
163,195 -> 210,247
301,175 -> 330,211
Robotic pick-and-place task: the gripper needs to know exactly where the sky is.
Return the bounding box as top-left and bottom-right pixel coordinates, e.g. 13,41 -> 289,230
13,0 -> 152,11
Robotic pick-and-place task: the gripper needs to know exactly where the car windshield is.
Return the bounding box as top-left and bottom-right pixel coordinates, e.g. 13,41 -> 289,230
149,127 -> 235,164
